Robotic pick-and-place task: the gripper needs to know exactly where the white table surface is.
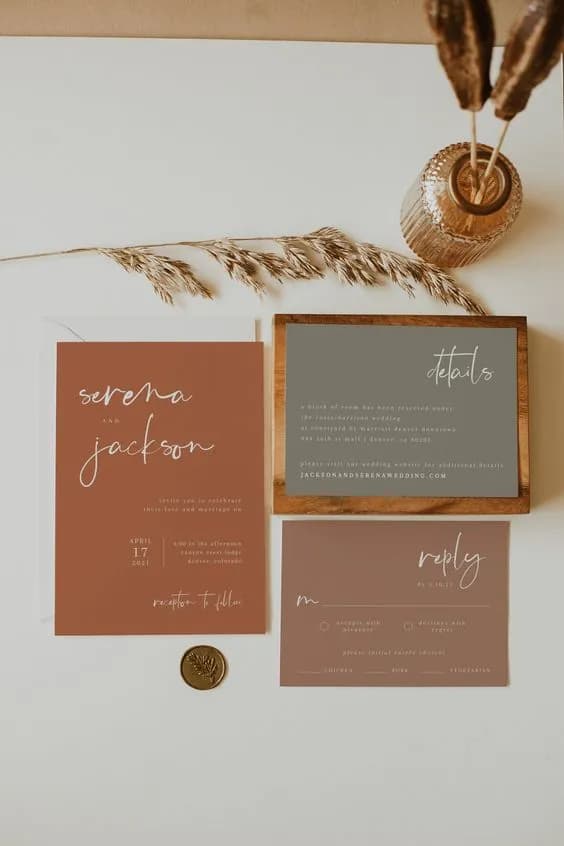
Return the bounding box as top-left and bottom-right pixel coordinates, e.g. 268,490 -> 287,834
0,38 -> 562,846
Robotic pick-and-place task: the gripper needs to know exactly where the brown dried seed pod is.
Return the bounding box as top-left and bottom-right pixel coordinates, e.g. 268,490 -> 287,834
492,0 -> 564,121
425,0 -> 495,111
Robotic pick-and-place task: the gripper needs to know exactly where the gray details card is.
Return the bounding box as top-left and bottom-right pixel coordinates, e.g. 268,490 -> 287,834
285,324 -> 518,497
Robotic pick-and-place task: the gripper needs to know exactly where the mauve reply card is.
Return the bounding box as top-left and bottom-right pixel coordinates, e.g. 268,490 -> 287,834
55,342 -> 265,635
280,521 -> 509,686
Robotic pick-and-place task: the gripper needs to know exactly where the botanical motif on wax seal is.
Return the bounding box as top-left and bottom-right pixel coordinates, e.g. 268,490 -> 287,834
180,645 -> 227,691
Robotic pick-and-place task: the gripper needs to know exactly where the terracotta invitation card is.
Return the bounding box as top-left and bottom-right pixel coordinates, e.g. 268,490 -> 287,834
274,315 -> 529,514
55,341 -> 265,635
280,521 -> 509,686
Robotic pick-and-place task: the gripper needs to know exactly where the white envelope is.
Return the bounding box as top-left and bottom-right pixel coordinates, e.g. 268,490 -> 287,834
37,316 -> 256,623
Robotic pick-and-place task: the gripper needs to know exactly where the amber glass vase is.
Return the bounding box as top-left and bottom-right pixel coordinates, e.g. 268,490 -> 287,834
400,142 -> 522,267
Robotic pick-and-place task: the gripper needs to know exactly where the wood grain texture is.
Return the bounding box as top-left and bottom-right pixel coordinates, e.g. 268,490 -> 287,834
273,313 -> 530,515
0,0 -> 518,42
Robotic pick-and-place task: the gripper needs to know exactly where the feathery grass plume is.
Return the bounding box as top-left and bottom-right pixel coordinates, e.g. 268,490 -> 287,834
237,247 -> 314,281
492,0 -> 563,121
301,227 -> 379,286
278,238 -> 321,278
425,0 -> 495,111
360,241 -> 485,313
356,242 -> 415,294
205,241 -> 265,293
291,228 -> 485,313
402,255 -> 487,314
425,0 -> 495,186
98,247 -> 213,305
205,238 -> 321,289
0,228 -> 486,313
475,1 -> 563,201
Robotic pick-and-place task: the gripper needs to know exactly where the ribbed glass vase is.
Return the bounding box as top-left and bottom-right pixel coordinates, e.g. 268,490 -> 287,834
400,142 -> 522,268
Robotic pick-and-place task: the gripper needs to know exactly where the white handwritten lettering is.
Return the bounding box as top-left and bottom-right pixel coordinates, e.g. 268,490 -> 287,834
426,346 -> 494,388
79,412 -> 214,487
79,382 -> 192,407
417,532 -> 484,590
152,589 -> 241,611
296,594 -> 320,607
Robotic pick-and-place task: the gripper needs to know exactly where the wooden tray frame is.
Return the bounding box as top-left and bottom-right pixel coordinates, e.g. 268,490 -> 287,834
273,314 -> 529,515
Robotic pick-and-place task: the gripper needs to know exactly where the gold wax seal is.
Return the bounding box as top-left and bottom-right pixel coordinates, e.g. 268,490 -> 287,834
180,645 -> 227,691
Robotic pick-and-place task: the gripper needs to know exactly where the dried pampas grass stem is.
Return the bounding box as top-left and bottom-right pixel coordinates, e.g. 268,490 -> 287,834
0,227 -> 486,315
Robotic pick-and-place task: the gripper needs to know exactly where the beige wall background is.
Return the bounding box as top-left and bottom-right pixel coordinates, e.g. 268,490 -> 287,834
0,0 -> 517,41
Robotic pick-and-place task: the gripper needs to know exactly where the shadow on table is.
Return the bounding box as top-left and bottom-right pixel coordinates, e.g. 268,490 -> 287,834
490,197 -> 556,264
528,326 -> 564,509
